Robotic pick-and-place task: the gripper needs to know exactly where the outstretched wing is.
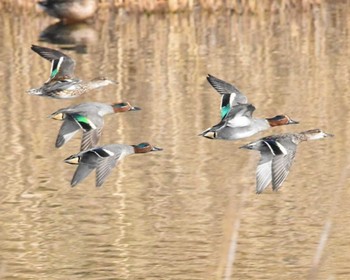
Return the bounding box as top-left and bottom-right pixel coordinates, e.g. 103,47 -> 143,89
94,147 -> 125,187
80,127 -> 103,151
207,74 -> 248,118
31,45 -> 76,80
70,151 -> 100,187
96,155 -> 121,187
56,116 -> 80,148
256,152 -> 273,194
271,140 -> 298,191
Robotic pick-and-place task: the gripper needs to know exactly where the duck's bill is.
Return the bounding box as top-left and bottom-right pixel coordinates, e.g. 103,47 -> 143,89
325,132 -> 334,137
288,119 -> 299,124
151,146 -> 163,151
130,106 -> 141,111
239,143 -> 252,150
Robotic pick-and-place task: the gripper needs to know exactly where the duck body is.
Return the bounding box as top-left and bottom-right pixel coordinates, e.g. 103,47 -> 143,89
38,0 -> 98,23
201,75 -> 298,140
240,129 -> 333,194
49,102 -> 140,151
27,45 -> 116,99
28,78 -> 114,99
209,118 -> 270,140
64,143 -> 162,187
200,103 -> 298,140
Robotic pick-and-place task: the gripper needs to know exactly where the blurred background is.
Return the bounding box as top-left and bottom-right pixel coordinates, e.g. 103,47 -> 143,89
0,0 -> 349,279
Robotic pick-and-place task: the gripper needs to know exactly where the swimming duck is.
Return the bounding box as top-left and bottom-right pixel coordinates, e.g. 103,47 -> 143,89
199,103 -> 298,140
49,102 -> 140,151
27,45 -> 116,99
239,129 -> 333,194
38,0 -> 98,24
65,143 -> 163,187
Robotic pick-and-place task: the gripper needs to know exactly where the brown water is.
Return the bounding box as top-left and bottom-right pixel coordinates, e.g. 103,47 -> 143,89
0,2 -> 349,279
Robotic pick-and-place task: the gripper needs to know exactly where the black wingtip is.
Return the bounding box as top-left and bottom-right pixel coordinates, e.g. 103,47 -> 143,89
55,136 -> 65,149
206,73 -> 216,82
31,44 -> 39,51
71,180 -> 78,187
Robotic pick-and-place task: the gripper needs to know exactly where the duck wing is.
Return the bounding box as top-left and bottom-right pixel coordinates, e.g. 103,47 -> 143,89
270,139 -> 298,191
96,149 -> 124,187
225,104 -> 255,128
256,152 -> 273,194
70,151 -> 100,187
81,127 -> 103,151
39,79 -> 81,98
56,116 -> 80,148
207,74 -> 248,118
31,45 -> 76,80
199,104 -> 255,136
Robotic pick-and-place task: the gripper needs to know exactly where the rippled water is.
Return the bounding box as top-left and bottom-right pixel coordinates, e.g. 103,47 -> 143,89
0,2 -> 349,279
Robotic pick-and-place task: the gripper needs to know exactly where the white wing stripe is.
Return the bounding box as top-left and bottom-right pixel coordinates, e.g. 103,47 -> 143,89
262,140 -> 276,156
275,141 -> 288,155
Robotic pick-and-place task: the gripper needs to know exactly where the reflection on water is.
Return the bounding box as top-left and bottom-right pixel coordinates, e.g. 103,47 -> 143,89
0,2 -> 349,279
39,22 -> 98,53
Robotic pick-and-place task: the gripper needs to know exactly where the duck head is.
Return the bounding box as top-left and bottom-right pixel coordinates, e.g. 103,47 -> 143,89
89,77 -> 117,89
300,129 -> 334,140
112,102 -> 141,113
132,143 -> 163,153
267,115 -> 299,127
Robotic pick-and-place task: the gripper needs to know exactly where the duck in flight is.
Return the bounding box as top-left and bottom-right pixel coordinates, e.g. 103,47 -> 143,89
65,143 -> 163,187
27,45 -> 116,99
240,129 -> 333,193
49,102 -> 141,151
200,75 -> 298,140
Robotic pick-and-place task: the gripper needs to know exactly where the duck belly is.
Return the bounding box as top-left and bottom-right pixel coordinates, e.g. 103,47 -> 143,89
217,126 -> 263,140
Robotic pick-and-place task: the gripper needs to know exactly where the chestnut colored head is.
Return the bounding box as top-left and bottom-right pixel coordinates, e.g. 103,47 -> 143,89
267,115 -> 299,127
132,143 -> 163,153
111,102 -> 141,113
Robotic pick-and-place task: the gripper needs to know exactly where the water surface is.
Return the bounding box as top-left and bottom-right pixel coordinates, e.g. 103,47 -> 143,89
0,2 -> 349,279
